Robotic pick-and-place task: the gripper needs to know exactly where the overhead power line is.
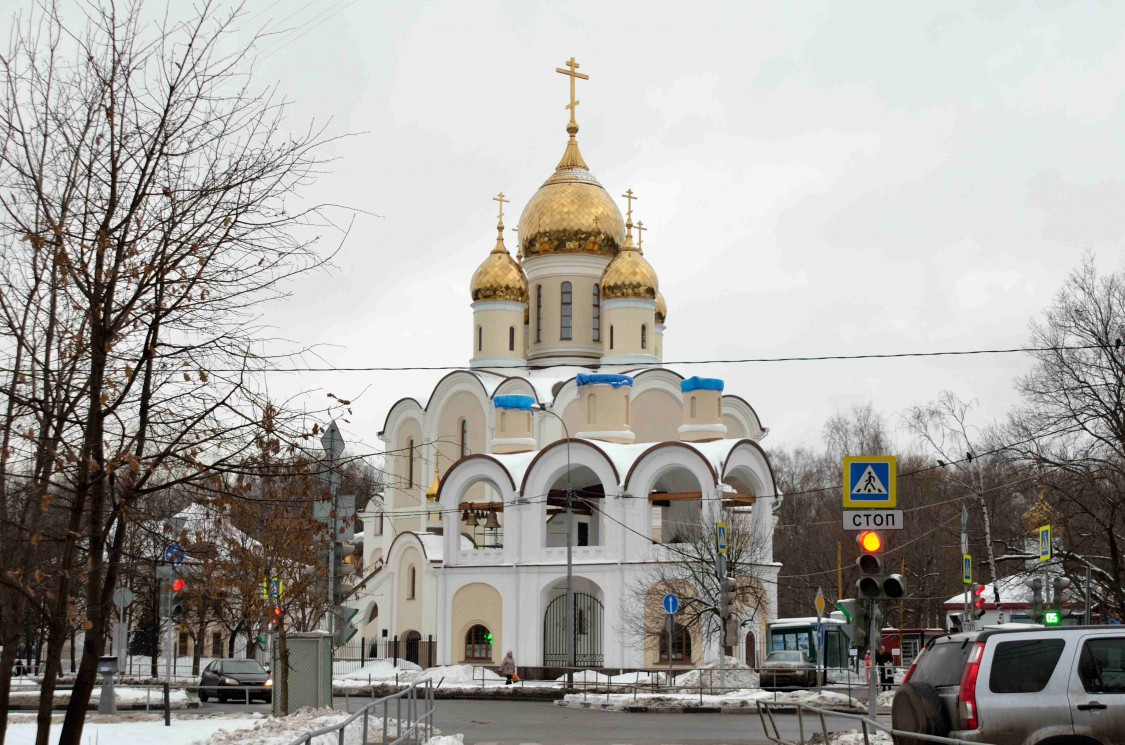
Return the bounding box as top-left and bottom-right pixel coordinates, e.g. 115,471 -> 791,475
197,342 -> 1111,374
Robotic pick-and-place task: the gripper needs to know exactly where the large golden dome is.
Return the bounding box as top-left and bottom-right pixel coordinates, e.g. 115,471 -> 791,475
601,230 -> 658,300
517,132 -> 626,260
470,228 -> 528,303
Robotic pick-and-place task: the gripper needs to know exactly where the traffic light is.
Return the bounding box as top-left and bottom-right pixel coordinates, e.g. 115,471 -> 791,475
719,576 -> 736,620
485,632 -> 494,647
1031,577 -> 1044,622
331,605 -> 359,647
169,577 -> 186,620
332,541 -> 358,603
270,606 -> 281,627
855,531 -> 883,599
972,583 -> 987,620
855,601 -> 872,650
158,579 -> 171,618
835,599 -> 857,645
1043,609 -> 1061,626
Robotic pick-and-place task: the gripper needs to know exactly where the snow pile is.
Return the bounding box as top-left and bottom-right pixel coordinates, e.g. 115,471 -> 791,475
876,689 -> 897,708
556,670 -> 611,684
336,660 -> 404,681
673,656 -> 759,692
4,714 -> 263,745
193,707 -> 446,745
560,687 -> 864,713
401,664 -> 502,686
608,671 -> 667,685
820,730 -> 893,745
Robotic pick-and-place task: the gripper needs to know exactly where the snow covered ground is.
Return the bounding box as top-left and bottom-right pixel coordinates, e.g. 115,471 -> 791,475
560,687 -> 864,712
8,686 -> 192,709
6,710 -> 459,745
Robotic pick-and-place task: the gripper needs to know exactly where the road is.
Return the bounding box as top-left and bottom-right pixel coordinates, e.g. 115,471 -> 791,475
193,695 -> 879,744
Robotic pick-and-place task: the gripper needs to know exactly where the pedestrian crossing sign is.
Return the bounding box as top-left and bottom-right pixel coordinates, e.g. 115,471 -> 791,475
843,456 -> 897,508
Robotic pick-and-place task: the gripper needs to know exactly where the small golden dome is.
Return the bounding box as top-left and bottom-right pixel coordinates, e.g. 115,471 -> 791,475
425,456 -> 441,501
601,230 -> 658,300
1023,490 -> 1060,535
655,292 -> 667,324
470,227 -> 528,303
517,134 -> 625,260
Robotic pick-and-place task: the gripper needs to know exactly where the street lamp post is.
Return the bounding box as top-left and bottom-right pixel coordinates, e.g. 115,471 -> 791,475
536,404 -> 574,687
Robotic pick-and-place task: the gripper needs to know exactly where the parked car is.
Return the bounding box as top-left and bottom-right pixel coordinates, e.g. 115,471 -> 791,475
892,625 -> 1125,745
198,659 -> 272,703
760,649 -> 818,688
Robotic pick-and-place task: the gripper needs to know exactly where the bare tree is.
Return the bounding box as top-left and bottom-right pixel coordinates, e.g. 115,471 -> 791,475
0,3 -> 343,742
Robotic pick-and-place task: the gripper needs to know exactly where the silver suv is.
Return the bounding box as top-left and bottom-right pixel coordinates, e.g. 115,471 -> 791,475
892,626 -> 1125,745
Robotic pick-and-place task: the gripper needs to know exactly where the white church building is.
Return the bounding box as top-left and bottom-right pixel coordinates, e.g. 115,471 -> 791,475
353,60 -> 782,675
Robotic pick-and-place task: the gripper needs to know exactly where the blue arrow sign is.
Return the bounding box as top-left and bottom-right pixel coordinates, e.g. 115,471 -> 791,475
163,543 -> 185,566
663,593 -> 680,614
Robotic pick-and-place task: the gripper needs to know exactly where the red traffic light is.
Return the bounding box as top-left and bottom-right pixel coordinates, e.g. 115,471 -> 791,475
974,584 -> 987,608
172,578 -> 186,592
857,530 -> 882,553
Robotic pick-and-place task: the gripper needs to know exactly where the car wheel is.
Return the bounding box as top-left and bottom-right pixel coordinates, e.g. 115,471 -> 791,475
891,682 -> 951,745
199,690 -> 209,702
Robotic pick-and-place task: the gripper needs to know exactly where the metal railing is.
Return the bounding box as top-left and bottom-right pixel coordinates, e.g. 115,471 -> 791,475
286,680 -> 435,745
189,684 -> 273,705
755,700 -> 996,745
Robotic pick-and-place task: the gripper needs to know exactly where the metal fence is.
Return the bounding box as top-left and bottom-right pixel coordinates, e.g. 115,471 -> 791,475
335,637 -> 438,674
285,680 -> 435,745
755,700 -> 996,745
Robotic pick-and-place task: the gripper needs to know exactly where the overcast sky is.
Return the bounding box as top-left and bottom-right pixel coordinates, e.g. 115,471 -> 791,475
17,1 -> 1125,461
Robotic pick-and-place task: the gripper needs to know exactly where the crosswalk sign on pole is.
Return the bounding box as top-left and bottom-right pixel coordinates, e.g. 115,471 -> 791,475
716,522 -> 728,555
843,456 -> 897,508
962,555 -> 972,585
1039,525 -> 1052,562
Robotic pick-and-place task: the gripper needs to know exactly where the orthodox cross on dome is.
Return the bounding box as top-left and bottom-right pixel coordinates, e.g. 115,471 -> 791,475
621,188 -> 638,227
635,220 -> 647,251
555,57 -> 589,130
493,192 -> 510,227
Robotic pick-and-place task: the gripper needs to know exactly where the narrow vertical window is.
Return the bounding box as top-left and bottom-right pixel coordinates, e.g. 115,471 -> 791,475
460,419 -> 469,457
587,393 -> 597,424
690,396 -> 697,418
508,326 -> 515,351
408,438 -> 415,488
641,324 -> 648,350
592,284 -> 601,342
610,325 -> 614,350
500,410 -> 507,430
477,326 -> 483,352
408,566 -> 416,599
560,281 -> 573,340
535,285 -> 542,343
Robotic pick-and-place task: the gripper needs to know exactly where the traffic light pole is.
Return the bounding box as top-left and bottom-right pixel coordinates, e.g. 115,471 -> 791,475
164,581 -> 172,726
717,551 -> 726,693
868,600 -> 878,719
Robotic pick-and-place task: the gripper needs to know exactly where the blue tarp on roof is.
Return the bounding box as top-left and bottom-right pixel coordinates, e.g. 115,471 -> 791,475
493,395 -> 536,411
576,373 -> 634,388
681,376 -> 725,393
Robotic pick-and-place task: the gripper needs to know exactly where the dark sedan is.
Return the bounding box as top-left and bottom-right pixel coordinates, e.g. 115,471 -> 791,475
760,650 -> 818,689
198,659 -> 272,702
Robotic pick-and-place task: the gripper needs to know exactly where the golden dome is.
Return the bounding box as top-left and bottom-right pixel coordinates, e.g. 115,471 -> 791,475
601,229 -> 658,300
470,226 -> 528,303
655,292 -> 667,324
517,133 -> 625,260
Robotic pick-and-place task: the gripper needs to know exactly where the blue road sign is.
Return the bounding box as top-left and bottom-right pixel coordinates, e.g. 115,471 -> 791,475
1038,525 -> 1052,562
716,522 -> 728,555
817,622 -> 826,652
163,542 -> 185,566
843,456 -> 897,508
663,593 -> 680,614
963,554 -> 972,585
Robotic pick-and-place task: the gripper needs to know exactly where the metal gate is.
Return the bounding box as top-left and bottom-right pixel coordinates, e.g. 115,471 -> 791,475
543,592 -> 603,667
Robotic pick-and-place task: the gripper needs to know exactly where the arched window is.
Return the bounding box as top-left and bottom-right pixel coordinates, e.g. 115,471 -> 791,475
641,324 -> 648,350
500,410 -> 507,430
592,284 -> 601,342
560,281 -> 573,340
659,622 -> 692,663
508,326 -> 515,351
407,439 -> 415,488
609,325 -> 614,350
535,285 -> 542,343
464,624 -> 492,660
587,393 -> 597,425
408,566 -> 417,599
690,395 -> 697,418
477,326 -> 483,352
460,419 -> 469,457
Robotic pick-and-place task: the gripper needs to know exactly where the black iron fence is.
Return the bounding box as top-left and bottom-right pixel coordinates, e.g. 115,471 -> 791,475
334,635 -> 439,673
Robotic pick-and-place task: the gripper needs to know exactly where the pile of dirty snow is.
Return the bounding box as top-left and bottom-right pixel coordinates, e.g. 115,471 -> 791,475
673,656 -> 759,692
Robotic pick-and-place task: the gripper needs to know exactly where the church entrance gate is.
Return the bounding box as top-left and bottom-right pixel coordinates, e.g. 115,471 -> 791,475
542,592 -> 603,667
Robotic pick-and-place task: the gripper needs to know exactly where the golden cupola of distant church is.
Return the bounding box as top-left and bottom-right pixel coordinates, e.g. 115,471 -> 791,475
517,58 -> 625,260
470,194 -> 528,303
600,192 -> 659,300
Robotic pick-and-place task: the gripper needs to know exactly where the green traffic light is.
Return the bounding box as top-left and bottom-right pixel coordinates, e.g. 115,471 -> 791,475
485,633 -> 494,644
1044,610 -> 1061,626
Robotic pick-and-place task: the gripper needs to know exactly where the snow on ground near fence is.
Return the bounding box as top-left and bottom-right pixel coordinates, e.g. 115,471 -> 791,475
826,731 -> 893,745
5,712 -> 264,745
562,687 -> 864,712
334,662 -> 501,689
193,708 -> 453,745
9,686 -> 192,707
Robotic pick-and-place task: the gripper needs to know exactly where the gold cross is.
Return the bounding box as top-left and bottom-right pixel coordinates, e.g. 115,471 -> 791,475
493,192 -> 510,224
635,220 -> 647,250
621,188 -> 638,224
555,57 -> 589,125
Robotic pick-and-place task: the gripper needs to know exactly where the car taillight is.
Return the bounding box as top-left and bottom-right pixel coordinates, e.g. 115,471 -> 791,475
958,642 -> 985,730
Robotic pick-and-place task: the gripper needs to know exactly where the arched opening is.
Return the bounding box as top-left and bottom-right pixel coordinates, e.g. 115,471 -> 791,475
560,281 -> 573,340
587,393 -> 597,425
592,284 -> 601,342
690,395 -> 697,418
659,622 -> 693,664
508,326 -> 515,351
745,630 -> 757,667
464,624 -> 492,661
402,630 -> 422,665
535,285 -> 542,343
647,464 -> 707,544
544,464 -> 604,548
542,577 -> 604,667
